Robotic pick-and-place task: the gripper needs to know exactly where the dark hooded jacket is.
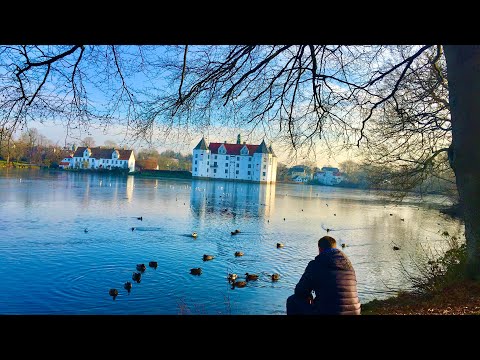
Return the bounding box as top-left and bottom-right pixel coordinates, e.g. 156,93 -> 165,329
294,248 -> 361,315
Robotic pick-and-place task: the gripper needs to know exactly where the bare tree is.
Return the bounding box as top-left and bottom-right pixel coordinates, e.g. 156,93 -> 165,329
0,44 -> 479,278
81,136 -> 96,147
103,140 -> 118,148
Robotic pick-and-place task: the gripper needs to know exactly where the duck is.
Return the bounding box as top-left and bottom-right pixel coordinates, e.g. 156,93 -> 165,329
234,251 -> 244,257
231,231 -> 238,235
124,281 -> 132,293
393,246 -> 401,251
136,263 -> 146,272
400,218 -> 405,221
276,243 -> 284,248
137,216 -> 143,221
84,228 -> 88,233
203,254 -> 214,261
131,227 -> 135,231
190,267 -> 202,275
109,288 -> 118,299
245,273 -> 259,281
132,272 -> 142,283
227,273 -> 238,282
271,273 -> 280,281
149,261 -> 158,269
341,243 -> 347,248
191,232 -> 198,238
233,280 -> 247,288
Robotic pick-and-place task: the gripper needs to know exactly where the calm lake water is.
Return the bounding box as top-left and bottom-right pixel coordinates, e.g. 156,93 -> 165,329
0,169 -> 464,315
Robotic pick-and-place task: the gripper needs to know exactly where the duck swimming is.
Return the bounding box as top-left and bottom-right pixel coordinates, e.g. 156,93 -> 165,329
277,243 -> 284,248
245,273 -> 259,281
190,268 -> 202,275
227,273 -> 238,282
132,272 -> 142,283
136,264 -> 146,272
233,280 -> 247,288
191,232 -> 198,238
234,251 -> 244,257
271,273 -> 280,281
124,281 -> 132,293
203,254 -> 214,261
109,288 -> 118,299
149,261 -> 158,269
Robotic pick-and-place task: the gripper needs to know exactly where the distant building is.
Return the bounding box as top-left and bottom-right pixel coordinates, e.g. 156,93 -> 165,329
60,146 -> 135,172
292,175 -> 309,183
192,134 -> 277,183
288,165 -> 312,180
314,166 -> 344,185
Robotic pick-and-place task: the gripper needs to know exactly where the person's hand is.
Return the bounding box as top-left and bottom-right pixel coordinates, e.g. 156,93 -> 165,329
307,294 -> 314,304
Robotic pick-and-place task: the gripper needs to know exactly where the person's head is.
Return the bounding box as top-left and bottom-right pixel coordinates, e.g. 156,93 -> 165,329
318,236 -> 336,253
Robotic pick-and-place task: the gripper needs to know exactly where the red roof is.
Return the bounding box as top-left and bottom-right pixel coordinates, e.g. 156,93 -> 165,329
209,143 -> 259,155
73,146 -> 133,160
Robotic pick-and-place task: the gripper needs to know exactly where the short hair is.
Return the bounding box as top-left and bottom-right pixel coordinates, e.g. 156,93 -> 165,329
318,236 -> 336,249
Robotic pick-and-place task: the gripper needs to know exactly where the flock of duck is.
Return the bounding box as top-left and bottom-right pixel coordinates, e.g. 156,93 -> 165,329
109,261 -> 158,300
107,220 -> 283,299
107,204 -> 404,300
189,228 -> 282,290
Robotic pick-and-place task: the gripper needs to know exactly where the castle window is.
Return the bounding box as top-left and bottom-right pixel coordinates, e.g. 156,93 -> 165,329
214,169 -> 217,173
237,157 -> 239,161
195,154 -> 198,158
236,164 -> 239,168
263,172 -> 266,176
194,168 -> 197,172
248,164 -> 251,168
225,169 -> 228,174
236,170 -> 239,174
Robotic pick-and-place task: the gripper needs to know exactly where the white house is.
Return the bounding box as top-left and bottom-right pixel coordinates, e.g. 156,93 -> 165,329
192,134 -> 278,183
60,146 -> 136,172
314,166 -> 344,185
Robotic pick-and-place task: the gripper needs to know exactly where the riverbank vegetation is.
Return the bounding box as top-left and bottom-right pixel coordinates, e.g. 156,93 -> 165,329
362,232 -> 480,315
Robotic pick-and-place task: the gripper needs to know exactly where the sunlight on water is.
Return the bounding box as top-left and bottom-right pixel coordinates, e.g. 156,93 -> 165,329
0,169 -> 463,314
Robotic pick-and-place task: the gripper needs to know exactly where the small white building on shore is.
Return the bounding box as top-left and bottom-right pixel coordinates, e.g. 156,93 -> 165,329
314,166 -> 344,185
192,134 -> 277,183
59,146 -> 136,172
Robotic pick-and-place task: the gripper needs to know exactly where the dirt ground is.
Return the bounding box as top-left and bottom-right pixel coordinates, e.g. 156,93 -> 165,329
362,280 -> 480,315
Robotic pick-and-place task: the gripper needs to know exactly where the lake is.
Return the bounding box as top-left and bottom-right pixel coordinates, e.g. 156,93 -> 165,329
0,169 -> 464,315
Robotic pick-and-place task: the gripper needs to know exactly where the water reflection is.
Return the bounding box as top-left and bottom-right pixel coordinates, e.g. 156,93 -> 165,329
190,179 -> 276,219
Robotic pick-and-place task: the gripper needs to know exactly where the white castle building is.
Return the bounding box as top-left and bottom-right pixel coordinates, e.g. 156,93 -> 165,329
192,134 -> 277,183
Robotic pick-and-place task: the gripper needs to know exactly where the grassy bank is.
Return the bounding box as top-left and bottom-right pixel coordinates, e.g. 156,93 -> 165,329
0,160 -> 40,169
362,233 -> 480,315
131,169 -> 192,179
362,280 -> 480,315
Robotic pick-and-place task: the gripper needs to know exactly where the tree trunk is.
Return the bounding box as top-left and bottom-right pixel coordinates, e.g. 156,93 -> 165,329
444,45 -> 480,279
